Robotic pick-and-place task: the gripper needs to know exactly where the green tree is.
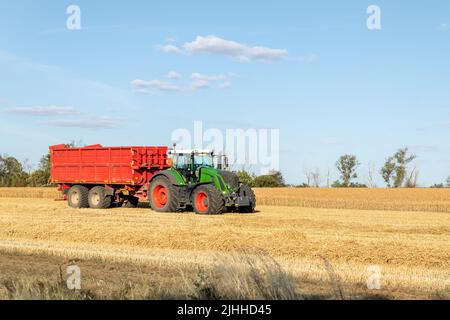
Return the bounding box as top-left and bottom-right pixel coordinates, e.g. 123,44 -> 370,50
380,158 -> 396,188
253,170 -> 285,187
27,153 -> 51,187
0,155 -> 29,187
335,155 -> 360,187
446,177 -> 450,188
331,180 -> 367,188
430,183 -> 444,188
381,148 -> 416,188
236,169 -> 255,187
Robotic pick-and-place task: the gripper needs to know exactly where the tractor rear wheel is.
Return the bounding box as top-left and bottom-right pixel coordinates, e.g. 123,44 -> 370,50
67,185 -> 89,209
149,177 -> 179,212
88,186 -> 112,209
192,184 -> 224,215
237,184 -> 256,213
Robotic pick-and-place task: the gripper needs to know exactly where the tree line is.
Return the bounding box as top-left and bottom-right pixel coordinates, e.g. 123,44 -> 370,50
237,147 -> 450,188
1,146 -> 449,188
0,154 -> 51,187
0,141 -> 80,187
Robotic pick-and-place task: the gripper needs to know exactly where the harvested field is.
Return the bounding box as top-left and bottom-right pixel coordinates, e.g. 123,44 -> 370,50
256,188 -> 450,212
0,193 -> 449,299
2,187 -> 450,213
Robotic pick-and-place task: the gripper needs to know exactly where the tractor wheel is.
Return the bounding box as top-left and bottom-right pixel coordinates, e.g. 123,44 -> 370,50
238,184 -> 256,213
123,196 -> 139,208
149,177 -> 179,212
192,184 -> 224,215
88,186 -> 112,209
67,185 -> 90,209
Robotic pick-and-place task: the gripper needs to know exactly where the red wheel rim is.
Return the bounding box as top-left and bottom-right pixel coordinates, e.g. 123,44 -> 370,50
153,185 -> 168,208
195,192 -> 209,213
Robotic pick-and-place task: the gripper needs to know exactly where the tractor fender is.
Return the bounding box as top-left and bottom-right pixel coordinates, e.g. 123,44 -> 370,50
150,171 -> 179,186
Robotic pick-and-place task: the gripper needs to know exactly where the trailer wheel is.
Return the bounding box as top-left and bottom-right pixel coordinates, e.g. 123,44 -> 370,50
67,185 -> 90,209
88,186 -> 112,209
149,177 -> 179,212
237,184 -> 256,213
192,184 -> 224,215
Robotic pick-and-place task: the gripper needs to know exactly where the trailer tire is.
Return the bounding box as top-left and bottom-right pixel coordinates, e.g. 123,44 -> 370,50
192,184 -> 224,215
149,177 -> 179,212
237,184 -> 256,213
88,186 -> 112,209
67,185 -> 90,209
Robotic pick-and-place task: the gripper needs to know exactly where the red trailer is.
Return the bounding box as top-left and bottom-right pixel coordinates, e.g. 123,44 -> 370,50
50,144 -> 170,208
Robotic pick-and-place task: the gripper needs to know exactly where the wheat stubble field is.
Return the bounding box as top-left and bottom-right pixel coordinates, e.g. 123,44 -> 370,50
0,188 -> 449,299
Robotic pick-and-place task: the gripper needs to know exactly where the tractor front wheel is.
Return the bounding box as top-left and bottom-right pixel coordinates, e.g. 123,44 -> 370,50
149,177 -> 179,212
192,185 -> 224,215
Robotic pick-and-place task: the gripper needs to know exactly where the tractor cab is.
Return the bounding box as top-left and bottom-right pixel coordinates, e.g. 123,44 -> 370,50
169,149 -> 214,183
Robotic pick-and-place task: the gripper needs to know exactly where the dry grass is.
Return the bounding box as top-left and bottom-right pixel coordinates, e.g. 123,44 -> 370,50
2,187 -> 450,213
0,194 -> 449,299
0,249 -> 305,300
255,188 -> 450,213
0,188 -> 58,199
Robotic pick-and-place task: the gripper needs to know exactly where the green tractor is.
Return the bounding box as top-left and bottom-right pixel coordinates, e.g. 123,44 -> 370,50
148,149 -> 256,214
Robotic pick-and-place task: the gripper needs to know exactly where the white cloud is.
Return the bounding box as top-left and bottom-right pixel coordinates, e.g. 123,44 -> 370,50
190,72 -> 235,89
132,72 -> 236,94
167,71 -> 182,79
45,117 -> 120,129
182,35 -> 288,62
190,72 -> 234,81
191,79 -> 209,89
0,106 -> 80,116
131,79 -> 182,94
157,44 -> 183,54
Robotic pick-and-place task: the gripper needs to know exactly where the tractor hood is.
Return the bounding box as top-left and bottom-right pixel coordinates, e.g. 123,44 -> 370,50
218,170 -> 239,189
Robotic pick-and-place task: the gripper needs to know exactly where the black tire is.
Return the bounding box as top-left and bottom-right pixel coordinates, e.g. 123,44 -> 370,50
192,184 -> 224,215
238,184 -> 256,213
88,186 -> 112,209
123,196 -> 139,208
67,185 -> 89,208
149,177 -> 179,212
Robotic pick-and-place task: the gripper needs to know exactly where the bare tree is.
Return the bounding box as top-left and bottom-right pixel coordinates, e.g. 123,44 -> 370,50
22,158 -> 34,175
367,162 -> 377,188
304,169 -> 312,187
311,168 -> 321,188
304,168 -> 321,187
326,167 -> 331,188
405,167 -> 419,188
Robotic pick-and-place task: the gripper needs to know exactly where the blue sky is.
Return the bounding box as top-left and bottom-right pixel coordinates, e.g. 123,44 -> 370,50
0,1 -> 449,186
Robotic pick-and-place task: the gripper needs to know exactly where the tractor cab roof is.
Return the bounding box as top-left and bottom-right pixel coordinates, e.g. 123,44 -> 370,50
169,149 -> 214,155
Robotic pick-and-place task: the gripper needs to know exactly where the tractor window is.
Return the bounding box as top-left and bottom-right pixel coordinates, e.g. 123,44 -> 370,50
173,154 -> 190,170
194,155 -> 213,168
